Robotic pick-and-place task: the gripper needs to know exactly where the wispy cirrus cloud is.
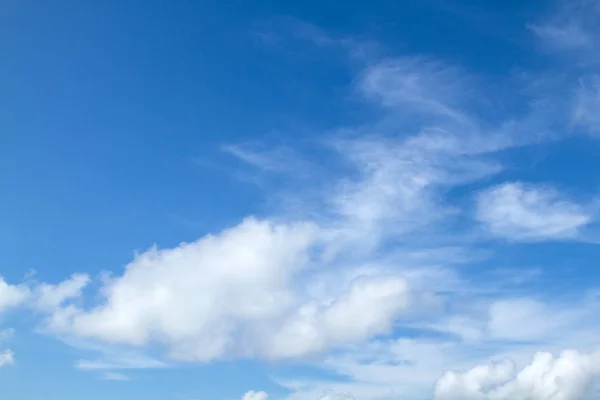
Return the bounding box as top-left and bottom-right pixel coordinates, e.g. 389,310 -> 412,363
529,0 -> 600,143
475,182 -> 593,241
358,57 -> 478,126
529,0 -> 600,58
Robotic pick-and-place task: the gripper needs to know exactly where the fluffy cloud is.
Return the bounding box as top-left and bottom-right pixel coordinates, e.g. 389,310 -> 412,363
39,218 -> 411,362
475,182 -> 591,241
434,350 -> 600,400
266,275 -> 409,358
242,390 -> 269,400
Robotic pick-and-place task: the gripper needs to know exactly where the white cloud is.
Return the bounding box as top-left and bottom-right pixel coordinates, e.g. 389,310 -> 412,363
39,218 -> 412,362
266,275 -> 410,358
476,182 -> 591,241
33,273 -> 90,311
0,277 -> 30,313
358,57 -> 475,125
48,218 -> 318,360
434,349 -> 600,400
320,133 -> 506,261
0,349 -> 14,367
242,390 -> 269,400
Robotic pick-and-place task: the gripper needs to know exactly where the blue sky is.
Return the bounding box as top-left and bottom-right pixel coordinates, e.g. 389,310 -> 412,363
2,0 -> 600,399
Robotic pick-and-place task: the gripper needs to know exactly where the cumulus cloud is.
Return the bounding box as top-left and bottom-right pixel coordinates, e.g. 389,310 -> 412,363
434,350 -> 600,400
242,390 -> 269,400
36,218 -> 412,362
46,218 -> 317,360
266,275 -> 410,358
476,182 -> 591,241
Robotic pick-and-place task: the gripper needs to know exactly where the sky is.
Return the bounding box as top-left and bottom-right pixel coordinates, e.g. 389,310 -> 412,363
2,0 -> 600,399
